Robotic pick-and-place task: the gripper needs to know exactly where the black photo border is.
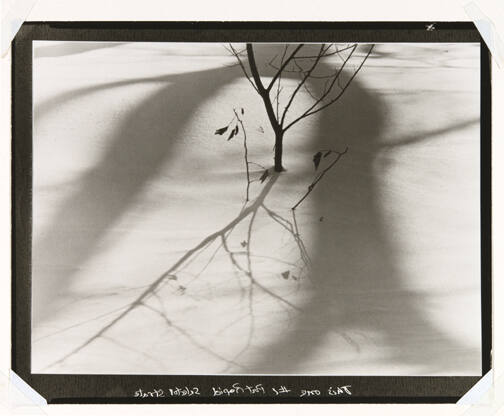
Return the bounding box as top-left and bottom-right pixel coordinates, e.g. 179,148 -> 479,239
11,21 -> 492,404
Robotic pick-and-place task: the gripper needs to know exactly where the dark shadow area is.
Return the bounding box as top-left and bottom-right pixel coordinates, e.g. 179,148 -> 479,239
246,55 -> 479,374
34,44 -> 479,375
34,75 -> 174,121
32,64 -> 243,324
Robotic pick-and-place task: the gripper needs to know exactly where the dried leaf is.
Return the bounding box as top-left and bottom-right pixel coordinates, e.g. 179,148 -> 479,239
281,270 -> 290,280
319,216 -> 324,222
259,169 -> 269,183
215,126 -> 229,135
227,128 -> 236,141
240,240 -> 247,247
241,108 -> 244,115
168,274 -> 178,280
258,126 -> 264,133
313,151 -> 322,170
234,125 -> 239,135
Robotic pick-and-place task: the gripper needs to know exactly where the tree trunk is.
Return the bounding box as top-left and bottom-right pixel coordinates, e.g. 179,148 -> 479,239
274,131 -> 284,172
246,44 -> 285,173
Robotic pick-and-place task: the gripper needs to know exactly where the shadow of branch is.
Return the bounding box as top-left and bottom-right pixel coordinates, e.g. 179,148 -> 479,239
42,171 -> 313,371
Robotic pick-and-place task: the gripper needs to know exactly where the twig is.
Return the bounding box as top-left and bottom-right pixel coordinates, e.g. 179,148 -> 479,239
247,161 -> 266,170
233,108 -> 250,201
228,44 -> 259,93
284,45 -> 374,132
302,45 -> 374,118
266,44 -> 304,91
275,45 -> 288,119
292,44 -> 357,59
292,147 -> 349,210
280,44 -> 330,128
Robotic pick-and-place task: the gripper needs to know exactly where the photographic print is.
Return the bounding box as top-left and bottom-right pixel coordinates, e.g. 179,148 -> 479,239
11,22 -> 491,403
30,39 -> 483,377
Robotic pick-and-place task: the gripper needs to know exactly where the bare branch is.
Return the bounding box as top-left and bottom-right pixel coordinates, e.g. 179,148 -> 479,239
267,61 -> 304,74
284,45 -> 374,132
233,108 -> 251,202
228,43 -> 259,93
300,45 -> 375,119
266,44 -> 304,92
303,45 -> 357,111
292,147 -> 349,210
292,43 -> 356,59
283,45 -> 356,131
246,44 -> 281,134
280,44 -> 330,128
275,45 -> 288,119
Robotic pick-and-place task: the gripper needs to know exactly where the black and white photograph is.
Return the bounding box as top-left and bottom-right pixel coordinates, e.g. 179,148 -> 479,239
28,39 -> 484,378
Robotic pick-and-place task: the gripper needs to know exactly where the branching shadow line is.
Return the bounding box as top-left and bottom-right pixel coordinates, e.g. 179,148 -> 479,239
36,45 -> 480,374
42,173 -> 290,370
32,64 -> 245,324
244,57 -> 480,374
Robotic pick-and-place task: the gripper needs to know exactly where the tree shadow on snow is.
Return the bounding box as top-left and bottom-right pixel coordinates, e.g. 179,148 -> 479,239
244,55 -> 480,375
33,46 -> 480,375
32,64 -> 243,325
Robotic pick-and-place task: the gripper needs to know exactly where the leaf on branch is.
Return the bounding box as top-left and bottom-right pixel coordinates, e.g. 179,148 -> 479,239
215,126 -> 229,135
227,126 -> 237,141
281,270 -> 290,280
167,274 -> 178,281
257,126 -> 264,133
323,150 -> 332,158
234,125 -> 239,135
241,108 -> 244,115
313,151 -> 322,170
259,169 -> 269,183
240,240 -> 247,247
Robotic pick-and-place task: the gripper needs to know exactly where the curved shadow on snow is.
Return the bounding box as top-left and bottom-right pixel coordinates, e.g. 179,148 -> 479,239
35,74 -> 178,122
33,45 -> 479,375
32,64 -> 242,324
245,58 -> 480,375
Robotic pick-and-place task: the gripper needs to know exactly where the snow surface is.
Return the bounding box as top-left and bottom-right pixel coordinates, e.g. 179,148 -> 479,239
31,42 -> 481,375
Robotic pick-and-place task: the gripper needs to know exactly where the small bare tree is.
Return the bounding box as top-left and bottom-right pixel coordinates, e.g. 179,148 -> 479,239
42,44 -> 375,372
227,43 -> 374,172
